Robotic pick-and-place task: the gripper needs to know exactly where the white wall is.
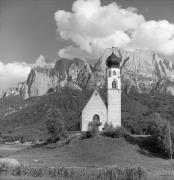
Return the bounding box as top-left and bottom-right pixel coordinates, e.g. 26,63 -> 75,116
107,67 -> 121,127
107,90 -> 121,127
81,91 -> 107,131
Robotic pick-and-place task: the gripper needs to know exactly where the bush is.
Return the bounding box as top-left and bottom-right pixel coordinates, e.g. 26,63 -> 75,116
80,130 -> 94,140
20,137 -> 25,144
88,121 -> 101,135
102,123 -> 129,138
122,115 -> 149,135
122,112 -> 174,155
0,158 -> 20,168
147,113 -> 174,154
46,105 -> 65,142
80,121 -> 100,140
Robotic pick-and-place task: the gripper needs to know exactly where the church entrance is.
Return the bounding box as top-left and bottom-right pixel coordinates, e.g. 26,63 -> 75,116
88,114 -> 102,131
93,114 -> 100,123
92,114 -> 101,130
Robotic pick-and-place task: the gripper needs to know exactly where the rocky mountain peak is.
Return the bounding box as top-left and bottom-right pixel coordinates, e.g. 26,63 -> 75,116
33,55 -> 48,67
1,47 -> 174,99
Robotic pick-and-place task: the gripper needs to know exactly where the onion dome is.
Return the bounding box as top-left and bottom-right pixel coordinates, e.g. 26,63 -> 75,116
106,52 -> 122,68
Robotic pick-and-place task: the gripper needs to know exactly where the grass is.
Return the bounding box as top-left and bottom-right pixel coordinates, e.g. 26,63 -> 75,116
0,135 -> 170,179
0,131 -> 173,179
0,144 -> 28,157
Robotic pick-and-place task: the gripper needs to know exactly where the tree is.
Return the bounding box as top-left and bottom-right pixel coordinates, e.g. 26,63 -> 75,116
46,105 -> 64,142
147,113 -> 174,155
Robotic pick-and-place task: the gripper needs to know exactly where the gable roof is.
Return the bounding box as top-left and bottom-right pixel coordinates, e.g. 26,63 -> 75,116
82,90 -> 106,112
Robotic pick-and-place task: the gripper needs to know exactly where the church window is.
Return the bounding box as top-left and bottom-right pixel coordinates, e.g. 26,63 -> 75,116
108,71 -> 111,77
113,71 -> 116,75
112,80 -> 117,89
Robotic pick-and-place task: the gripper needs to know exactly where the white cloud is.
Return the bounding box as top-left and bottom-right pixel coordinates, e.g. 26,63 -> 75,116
55,0 -> 144,59
0,61 -> 31,90
58,46 -> 93,60
55,0 -> 174,59
129,20 -> 174,55
0,55 -> 50,90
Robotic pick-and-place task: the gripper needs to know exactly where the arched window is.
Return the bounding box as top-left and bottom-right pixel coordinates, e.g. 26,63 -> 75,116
113,71 -> 116,75
112,80 -> 117,89
108,71 -> 111,77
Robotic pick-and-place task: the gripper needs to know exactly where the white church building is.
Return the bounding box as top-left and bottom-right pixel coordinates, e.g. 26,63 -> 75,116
81,51 -> 121,131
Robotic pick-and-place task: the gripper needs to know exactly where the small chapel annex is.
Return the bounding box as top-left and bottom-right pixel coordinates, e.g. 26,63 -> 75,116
81,51 -> 122,131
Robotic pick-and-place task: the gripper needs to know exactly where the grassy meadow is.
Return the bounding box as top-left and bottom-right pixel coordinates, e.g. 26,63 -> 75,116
0,135 -> 171,179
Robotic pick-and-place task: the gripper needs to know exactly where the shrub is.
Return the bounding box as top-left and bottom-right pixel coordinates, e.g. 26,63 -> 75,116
102,123 -> 129,138
80,130 -> 94,140
147,114 -> 174,154
122,115 -> 149,135
88,121 -> 101,135
46,105 -> 65,142
0,158 -> 20,168
80,121 -> 100,140
20,137 -> 25,144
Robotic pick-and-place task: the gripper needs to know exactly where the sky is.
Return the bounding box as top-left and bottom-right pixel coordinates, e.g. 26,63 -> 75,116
0,0 -> 174,89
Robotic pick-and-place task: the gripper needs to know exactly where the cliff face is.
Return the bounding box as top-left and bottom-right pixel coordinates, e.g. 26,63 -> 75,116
2,47 -> 174,99
20,58 -> 94,98
2,82 -> 26,98
94,47 -> 174,95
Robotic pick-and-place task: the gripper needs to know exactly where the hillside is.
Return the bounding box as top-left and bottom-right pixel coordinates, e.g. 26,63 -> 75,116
0,87 -> 88,141
0,85 -> 174,141
6,135 -> 172,180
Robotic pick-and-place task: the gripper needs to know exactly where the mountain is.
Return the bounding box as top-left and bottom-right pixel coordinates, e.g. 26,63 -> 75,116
95,47 -> 174,95
1,55 -> 54,99
2,47 -> 174,99
2,82 -> 26,98
21,58 -> 94,99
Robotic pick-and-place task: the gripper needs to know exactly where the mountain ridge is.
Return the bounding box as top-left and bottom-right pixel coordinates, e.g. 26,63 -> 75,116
1,47 -> 174,99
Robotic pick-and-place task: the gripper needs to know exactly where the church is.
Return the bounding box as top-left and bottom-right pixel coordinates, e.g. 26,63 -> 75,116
81,51 -> 121,131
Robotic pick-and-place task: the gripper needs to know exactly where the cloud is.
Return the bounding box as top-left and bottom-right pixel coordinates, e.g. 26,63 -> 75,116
55,0 -> 144,59
55,0 -> 174,59
0,61 -> 31,90
129,20 -> 174,55
0,55 -> 49,90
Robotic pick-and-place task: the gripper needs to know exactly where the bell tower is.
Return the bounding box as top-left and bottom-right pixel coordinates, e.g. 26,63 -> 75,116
106,51 -> 121,127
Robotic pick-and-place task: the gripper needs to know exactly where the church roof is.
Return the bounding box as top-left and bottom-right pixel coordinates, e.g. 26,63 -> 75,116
106,52 -> 122,68
82,90 -> 107,112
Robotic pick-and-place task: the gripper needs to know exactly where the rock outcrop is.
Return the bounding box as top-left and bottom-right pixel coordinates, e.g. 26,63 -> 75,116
94,47 -> 174,95
2,82 -> 26,98
2,47 -> 174,99
20,58 -> 94,98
